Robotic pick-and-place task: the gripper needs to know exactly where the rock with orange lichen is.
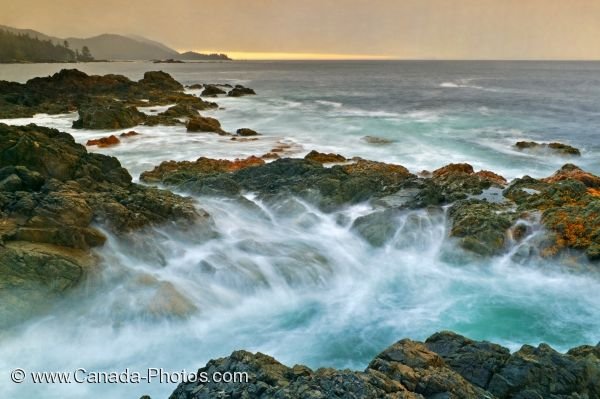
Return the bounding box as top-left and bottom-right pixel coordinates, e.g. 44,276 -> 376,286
304,150 -> 347,164
86,135 -> 120,147
542,163 -> 600,188
405,163 -> 508,207
140,156 -> 265,185
505,165 -> 600,261
141,154 -> 415,210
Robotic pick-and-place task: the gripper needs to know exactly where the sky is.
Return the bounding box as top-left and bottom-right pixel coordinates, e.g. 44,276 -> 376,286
1,0 -> 600,60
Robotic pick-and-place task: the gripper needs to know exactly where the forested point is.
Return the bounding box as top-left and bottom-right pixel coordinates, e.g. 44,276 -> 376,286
0,29 -> 94,63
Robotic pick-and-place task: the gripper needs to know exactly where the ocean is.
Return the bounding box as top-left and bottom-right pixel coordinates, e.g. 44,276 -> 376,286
1,60 -> 599,399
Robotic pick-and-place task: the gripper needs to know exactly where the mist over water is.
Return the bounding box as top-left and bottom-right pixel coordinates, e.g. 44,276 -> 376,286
1,61 -> 600,398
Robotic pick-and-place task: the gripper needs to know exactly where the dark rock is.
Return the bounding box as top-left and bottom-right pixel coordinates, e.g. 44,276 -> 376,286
142,155 -> 414,211
0,69 -> 216,127
170,331 -> 600,399
236,128 -> 260,137
186,116 -> 227,135
72,99 -> 146,130
120,131 -> 140,137
515,141 -> 581,156
227,84 -> 256,97
0,123 -> 215,328
201,85 -> 226,97
138,70 -> 183,92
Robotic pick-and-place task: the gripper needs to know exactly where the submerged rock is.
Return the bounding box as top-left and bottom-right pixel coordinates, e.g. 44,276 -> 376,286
515,141 -> 581,156
362,135 -> 394,145
169,331 -> 600,399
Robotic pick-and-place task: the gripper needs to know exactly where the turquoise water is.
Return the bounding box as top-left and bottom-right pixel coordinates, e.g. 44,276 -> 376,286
0,61 -> 599,399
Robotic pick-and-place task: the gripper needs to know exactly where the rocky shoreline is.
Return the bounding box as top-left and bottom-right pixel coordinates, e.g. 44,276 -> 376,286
166,331 -> 600,399
1,69 -> 599,398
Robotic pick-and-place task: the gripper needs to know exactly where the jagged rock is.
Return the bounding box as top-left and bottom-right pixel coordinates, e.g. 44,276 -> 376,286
515,141 -> 581,156
170,331 -> 599,399
140,156 -> 265,185
142,155 -> 414,211
0,69 -> 216,126
0,123 -> 215,327
186,116 -> 227,134
137,70 -> 183,92
72,99 -> 146,130
504,167 -> 600,261
201,85 -> 226,97
542,163 -> 600,188
227,84 -> 256,97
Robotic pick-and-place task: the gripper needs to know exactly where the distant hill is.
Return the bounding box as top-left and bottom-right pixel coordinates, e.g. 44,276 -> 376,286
176,51 -> 231,61
0,28 -> 93,63
0,25 -> 231,61
65,34 -> 178,60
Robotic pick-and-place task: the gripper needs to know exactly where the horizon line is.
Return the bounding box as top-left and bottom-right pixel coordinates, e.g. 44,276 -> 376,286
188,50 -> 600,62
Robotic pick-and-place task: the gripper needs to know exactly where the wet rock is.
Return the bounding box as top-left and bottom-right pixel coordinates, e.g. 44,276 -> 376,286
515,141 -> 581,156
120,130 -> 141,137
140,156 -> 265,185
0,123 -> 215,327
186,116 -> 227,134
72,99 -> 146,130
200,85 -> 226,97
448,199 -> 515,256
352,209 -> 399,247
227,84 -> 256,97
542,163 -> 600,188
429,163 -> 508,204
187,84 -> 203,89
170,331 -> 600,399
261,152 -> 280,160
86,135 -> 121,147
236,128 -> 260,137
143,155 -> 414,211
503,167 -> 600,261
304,150 -> 347,163
0,69 -> 216,126
138,70 -> 183,92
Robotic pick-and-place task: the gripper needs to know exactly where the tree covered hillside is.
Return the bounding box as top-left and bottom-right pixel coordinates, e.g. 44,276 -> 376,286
0,29 -> 94,63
